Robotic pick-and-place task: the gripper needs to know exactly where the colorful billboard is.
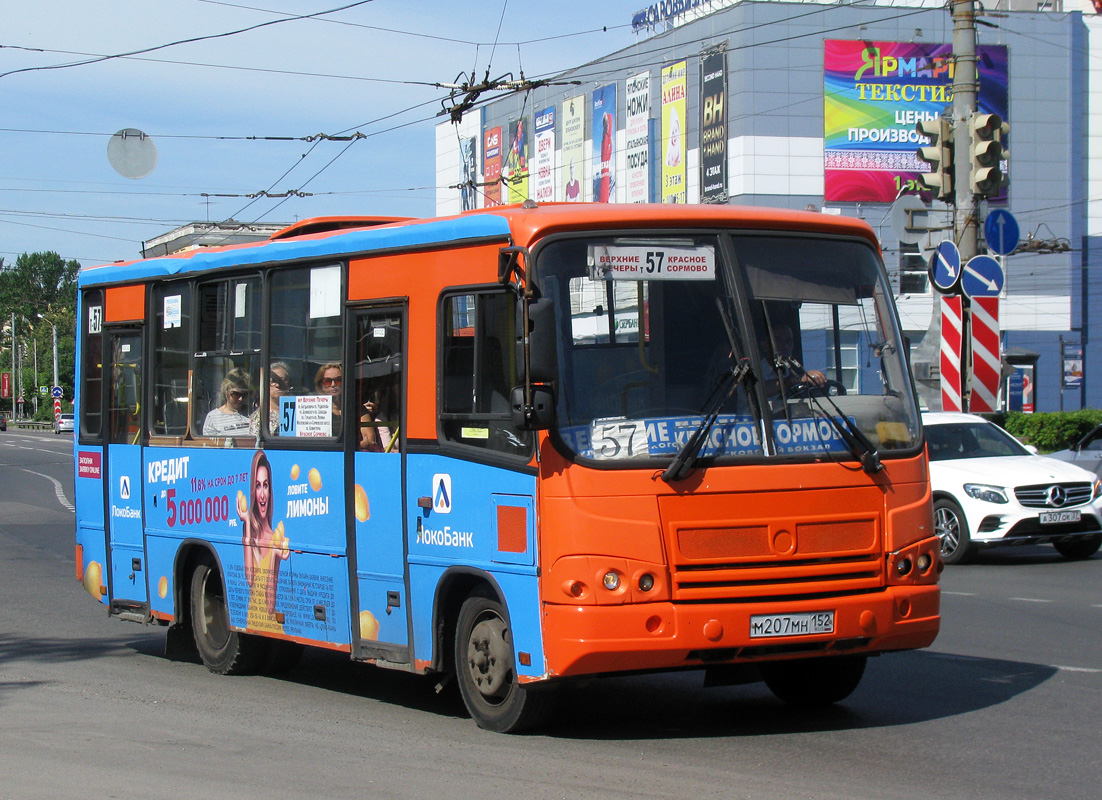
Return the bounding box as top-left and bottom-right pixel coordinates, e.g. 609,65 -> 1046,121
561,94 -> 585,201
661,60 -> 687,203
592,84 -> 617,203
460,136 -> 476,211
700,48 -> 727,203
503,117 -> 529,204
483,125 -> 502,207
824,40 -> 1009,203
625,72 -> 651,204
534,107 -> 556,204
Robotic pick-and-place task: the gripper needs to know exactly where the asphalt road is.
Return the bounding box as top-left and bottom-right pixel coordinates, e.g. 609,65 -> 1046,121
1,429 -> 1099,799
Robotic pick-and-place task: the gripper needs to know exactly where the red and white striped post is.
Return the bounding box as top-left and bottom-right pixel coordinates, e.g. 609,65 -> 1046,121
969,297 -> 1001,413
940,296 -> 964,412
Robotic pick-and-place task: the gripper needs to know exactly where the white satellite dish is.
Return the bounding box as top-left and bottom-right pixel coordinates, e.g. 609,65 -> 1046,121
107,129 -> 157,179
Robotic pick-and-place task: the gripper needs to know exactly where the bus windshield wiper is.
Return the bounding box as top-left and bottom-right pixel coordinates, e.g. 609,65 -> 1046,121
661,357 -> 751,484
662,298 -> 759,484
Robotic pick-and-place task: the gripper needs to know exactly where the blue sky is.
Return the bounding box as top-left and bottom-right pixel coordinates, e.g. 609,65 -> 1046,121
1,0 -> 648,265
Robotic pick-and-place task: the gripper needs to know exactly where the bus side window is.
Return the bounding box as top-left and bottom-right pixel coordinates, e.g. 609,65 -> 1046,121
80,289 -> 105,439
151,282 -> 191,437
439,290 -> 531,455
268,265 -> 343,441
194,277 -> 260,439
355,312 -> 402,453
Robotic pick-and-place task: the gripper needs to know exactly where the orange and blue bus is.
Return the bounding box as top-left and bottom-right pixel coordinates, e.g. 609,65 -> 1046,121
74,202 -> 940,731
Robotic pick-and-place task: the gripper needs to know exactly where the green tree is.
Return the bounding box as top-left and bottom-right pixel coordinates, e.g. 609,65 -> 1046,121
0,252 -> 80,418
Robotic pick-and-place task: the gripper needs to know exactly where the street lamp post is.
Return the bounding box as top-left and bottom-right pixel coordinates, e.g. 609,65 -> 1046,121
37,314 -> 58,391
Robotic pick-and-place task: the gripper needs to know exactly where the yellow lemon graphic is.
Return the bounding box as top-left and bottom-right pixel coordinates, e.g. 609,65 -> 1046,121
158,576 -> 168,599
273,522 -> 290,556
83,561 -> 103,598
359,610 -> 380,640
308,468 -> 322,491
236,490 -> 247,515
354,484 -> 370,522
290,464 -> 300,481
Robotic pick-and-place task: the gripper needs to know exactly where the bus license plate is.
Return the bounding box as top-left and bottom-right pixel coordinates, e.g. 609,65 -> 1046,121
750,611 -> 834,639
1040,510 -> 1080,524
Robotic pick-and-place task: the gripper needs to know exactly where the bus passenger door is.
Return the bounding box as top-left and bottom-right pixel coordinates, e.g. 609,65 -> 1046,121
349,306 -> 408,660
104,328 -> 147,608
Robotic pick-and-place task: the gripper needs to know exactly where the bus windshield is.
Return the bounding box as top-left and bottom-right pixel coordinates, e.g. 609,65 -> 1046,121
536,231 -> 921,464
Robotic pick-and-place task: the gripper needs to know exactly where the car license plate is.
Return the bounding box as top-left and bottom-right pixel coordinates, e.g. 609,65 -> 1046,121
1040,510 -> 1081,524
750,611 -> 834,639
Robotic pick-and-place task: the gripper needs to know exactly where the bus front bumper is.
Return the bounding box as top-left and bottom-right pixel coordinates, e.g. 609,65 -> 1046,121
540,584 -> 939,679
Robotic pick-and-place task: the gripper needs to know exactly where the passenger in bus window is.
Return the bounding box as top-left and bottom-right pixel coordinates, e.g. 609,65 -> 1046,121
315,362 -> 342,436
359,373 -> 399,452
202,368 -> 252,437
251,361 -> 291,437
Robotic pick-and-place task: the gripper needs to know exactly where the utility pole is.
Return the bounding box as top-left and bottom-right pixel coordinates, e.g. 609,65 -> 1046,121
952,0 -> 981,412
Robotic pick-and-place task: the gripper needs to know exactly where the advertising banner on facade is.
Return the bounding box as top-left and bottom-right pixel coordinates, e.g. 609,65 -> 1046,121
503,117 -> 529,204
625,72 -> 651,204
700,47 -> 727,203
460,136 -> 476,211
824,40 -> 1009,203
483,125 -> 502,207
533,107 -> 556,204
1063,342 -> 1084,389
592,84 -> 617,203
561,94 -> 586,201
661,60 -> 687,203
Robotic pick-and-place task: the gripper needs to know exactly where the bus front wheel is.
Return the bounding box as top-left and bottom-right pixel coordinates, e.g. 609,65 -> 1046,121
189,560 -> 264,675
454,594 -> 554,733
761,654 -> 867,706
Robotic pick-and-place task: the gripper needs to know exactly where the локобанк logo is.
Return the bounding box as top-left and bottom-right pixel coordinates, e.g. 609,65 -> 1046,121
432,473 -> 451,514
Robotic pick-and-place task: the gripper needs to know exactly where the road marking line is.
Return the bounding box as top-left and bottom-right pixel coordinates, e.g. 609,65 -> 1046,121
1054,665 -> 1102,674
941,591 -> 976,596
1008,597 -> 1053,603
19,468 -> 75,512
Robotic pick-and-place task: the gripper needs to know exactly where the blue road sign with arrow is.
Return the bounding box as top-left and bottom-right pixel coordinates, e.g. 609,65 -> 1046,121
985,209 -> 1020,256
961,254 -> 1005,298
930,239 -> 962,293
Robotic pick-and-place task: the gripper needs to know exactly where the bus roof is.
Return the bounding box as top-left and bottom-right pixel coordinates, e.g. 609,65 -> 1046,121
78,203 -> 879,288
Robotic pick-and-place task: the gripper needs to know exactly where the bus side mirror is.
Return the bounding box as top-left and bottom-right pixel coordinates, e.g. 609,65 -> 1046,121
510,385 -> 555,431
517,297 -> 558,383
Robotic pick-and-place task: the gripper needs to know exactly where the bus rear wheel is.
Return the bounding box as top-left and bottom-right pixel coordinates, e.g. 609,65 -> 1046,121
189,559 -> 264,675
761,654 -> 867,706
454,594 -> 554,733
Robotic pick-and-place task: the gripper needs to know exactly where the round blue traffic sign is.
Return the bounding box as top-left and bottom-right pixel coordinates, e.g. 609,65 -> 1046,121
985,209 -> 1020,257
929,240 -> 962,293
51,385 -> 63,399
961,254 -> 1005,298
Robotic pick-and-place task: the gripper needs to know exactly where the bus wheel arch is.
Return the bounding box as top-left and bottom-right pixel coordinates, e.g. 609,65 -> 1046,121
187,551 -> 265,675
438,571 -> 554,733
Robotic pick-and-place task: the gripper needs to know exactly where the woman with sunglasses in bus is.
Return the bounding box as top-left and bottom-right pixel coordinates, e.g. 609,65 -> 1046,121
315,361 -> 343,437
202,368 -> 252,437
250,361 -> 292,437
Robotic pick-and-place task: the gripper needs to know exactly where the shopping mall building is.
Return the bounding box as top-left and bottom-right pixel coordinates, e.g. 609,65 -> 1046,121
435,0 -> 1102,412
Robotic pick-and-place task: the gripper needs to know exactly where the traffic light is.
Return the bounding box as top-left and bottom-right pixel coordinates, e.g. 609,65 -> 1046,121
969,112 -> 1004,197
915,117 -> 954,201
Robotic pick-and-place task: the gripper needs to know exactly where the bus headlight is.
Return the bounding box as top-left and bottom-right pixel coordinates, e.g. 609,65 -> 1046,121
602,571 -> 621,591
